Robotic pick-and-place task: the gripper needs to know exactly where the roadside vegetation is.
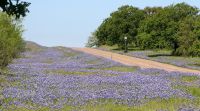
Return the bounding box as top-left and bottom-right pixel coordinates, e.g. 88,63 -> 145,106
0,13 -> 25,69
0,0 -> 30,69
87,2 -> 200,57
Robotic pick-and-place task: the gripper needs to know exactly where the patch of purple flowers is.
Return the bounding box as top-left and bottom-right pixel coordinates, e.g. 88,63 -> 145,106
2,47 -> 198,109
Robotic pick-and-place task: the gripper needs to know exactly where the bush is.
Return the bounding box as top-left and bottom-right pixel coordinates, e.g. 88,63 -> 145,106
136,33 -> 152,49
189,40 -> 200,57
0,13 -> 25,68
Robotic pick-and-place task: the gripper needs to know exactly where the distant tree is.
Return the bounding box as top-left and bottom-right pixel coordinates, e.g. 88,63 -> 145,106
86,32 -> 99,48
137,6 -> 171,49
96,18 -> 110,46
137,3 -> 199,50
92,2 -> 200,56
164,3 -> 199,52
0,0 -> 30,19
96,5 -> 145,48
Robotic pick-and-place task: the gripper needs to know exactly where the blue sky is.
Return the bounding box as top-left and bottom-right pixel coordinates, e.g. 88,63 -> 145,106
23,0 -> 200,47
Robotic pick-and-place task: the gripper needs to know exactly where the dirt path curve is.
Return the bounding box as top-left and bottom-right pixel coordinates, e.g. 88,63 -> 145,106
72,48 -> 200,74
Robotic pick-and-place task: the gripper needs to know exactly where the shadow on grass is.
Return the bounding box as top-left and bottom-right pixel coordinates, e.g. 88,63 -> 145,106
0,70 -> 15,77
192,63 -> 200,66
112,47 -> 141,51
148,54 -> 173,57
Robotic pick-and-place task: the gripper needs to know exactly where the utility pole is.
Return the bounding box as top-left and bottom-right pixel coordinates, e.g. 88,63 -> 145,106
124,36 -> 128,53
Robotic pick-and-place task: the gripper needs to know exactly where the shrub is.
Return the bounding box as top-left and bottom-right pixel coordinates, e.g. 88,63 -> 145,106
0,12 -> 25,68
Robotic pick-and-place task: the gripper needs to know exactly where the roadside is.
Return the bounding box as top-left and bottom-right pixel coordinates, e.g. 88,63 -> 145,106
96,45 -> 200,71
73,48 -> 200,74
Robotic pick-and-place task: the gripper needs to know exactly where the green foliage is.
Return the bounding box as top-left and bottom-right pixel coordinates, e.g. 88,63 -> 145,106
0,0 -> 31,19
173,16 -> 200,56
137,3 -> 199,51
95,5 -> 145,48
93,2 -> 200,57
86,31 -> 99,47
0,12 -> 25,68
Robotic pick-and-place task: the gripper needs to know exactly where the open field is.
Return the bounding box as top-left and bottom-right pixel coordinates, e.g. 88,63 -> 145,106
0,43 -> 200,111
98,45 -> 200,71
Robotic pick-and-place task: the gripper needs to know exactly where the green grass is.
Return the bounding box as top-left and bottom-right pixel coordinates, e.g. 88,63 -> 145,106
42,59 -> 54,64
181,75 -> 199,82
174,82 -> 200,96
46,69 -> 120,77
46,70 -> 94,75
0,76 -> 6,84
60,98 -> 199,111
0,93 -> 200,111
45,65 -> 138,76
102,66 -> 137,72
99,45 -> 119,50
179,86 -> 200,98
192,63 -> 200,66
132,98 -> 190,111
147,50 -> 172,57
173,86 -> 200,109
86,58 -> 102,64
1,106 -> 52,111
63,52 -> 77,57
189,87 -> 200,97
2,97 -> 200,111
57,47 -> 78,57
25,41 -> 45,53
0,69 -> 11,88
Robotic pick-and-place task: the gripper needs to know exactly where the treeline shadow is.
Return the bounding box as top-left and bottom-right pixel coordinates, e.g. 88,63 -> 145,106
148,54 -> 173,57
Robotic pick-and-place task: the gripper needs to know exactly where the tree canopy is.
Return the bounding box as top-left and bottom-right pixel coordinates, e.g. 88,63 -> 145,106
0,0 -> 30,19
96,5 -> 145,48
88,3 -> 200,57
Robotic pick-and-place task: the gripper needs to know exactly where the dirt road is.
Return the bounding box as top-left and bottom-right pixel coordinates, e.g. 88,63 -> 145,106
72,48 -> 200,74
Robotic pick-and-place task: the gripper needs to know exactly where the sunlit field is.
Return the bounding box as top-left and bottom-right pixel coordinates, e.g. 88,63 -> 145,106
1,0 -> 200,111
0,42 -> 200,111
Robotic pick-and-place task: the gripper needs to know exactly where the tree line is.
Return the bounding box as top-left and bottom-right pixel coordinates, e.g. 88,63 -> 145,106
87,3 -> 200,57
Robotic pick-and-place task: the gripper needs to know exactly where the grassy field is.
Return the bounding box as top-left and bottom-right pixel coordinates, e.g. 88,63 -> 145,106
1,43 -> 200,111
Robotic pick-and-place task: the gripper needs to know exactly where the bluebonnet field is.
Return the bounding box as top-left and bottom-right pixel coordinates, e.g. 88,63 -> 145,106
1,43 -> 200,111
